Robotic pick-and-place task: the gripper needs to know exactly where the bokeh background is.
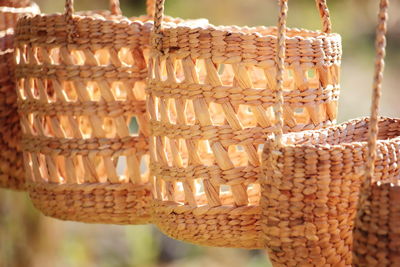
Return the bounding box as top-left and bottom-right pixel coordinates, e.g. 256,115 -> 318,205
1,0 -> 400,266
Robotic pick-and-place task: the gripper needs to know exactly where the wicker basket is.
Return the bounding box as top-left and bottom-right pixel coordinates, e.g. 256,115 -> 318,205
15,0 -> 157,224
261,0 -> 394,266
0,1 -> 39,190
353,1 -> 400,266
148,0 -> 341,248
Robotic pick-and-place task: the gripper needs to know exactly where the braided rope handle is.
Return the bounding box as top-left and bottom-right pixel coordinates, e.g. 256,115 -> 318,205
274,0 -> 288,147
65,0 -> 121,19
65,0 -> 156,18
65,0 -> 155,42
152,0 -> 332,52
364,0 -> 389,188
152,0 -> 165,52
146,0 -> 156,17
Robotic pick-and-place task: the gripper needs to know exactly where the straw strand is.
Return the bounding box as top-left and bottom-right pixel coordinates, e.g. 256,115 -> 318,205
109,0 -> 122,15
152,0 -> 165,52
315,0 -> 331,33
274,0 -> 288,147
146,0 -> 155,17
365,0 -> 389,186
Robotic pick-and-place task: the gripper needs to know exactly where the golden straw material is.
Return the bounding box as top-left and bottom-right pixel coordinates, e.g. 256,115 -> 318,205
148,0 -> 341,248
353,1 -> 400,266
261,117 -> 397,266
353,183 -> 400,266
261,0 -> 395,266
0,1 -> 39,190
0,1 -> 31,8
14,0 -> 170,224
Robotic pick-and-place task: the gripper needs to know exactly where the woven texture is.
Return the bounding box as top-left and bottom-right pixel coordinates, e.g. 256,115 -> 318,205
148,0 -> 341,249
261,117 -> 400,266
0,1 -> 31,8
0,1 -> 39,190
353,182 -> 400,266
14,2 -> 164,223
352,1 -> 400,266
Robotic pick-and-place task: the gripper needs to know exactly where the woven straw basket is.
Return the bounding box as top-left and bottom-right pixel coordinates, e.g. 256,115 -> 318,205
14,0 -> 160,224
261,0 -> 394,266
0,1 -> 39,190
148,0 -> 341,248
353,1 -> 400,266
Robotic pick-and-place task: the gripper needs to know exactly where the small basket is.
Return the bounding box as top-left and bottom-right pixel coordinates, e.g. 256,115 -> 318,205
261,1 -> 394,265
353,1 -> 400,266
15,0 -> 158,224
0,1 -> 39,190
148,0 -> 341,248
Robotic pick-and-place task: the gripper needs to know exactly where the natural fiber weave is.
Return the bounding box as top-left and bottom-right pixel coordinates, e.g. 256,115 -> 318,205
353,1 -> 400,266
0,1 -> 39,190
14,0 -> 162,224
148,0 -> 341,248
261,117 -> 396,266
0,1 -> 31,8
261,0 -> 395,266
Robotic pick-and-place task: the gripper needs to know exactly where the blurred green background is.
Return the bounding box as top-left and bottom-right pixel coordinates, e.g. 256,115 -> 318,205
1,0 -> 400,266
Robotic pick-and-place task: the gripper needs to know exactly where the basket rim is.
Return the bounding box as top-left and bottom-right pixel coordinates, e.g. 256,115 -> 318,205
17,11 -> 180,27
266,116 -> 400,150
0,2 -> 39,14
160,22 -> 341,42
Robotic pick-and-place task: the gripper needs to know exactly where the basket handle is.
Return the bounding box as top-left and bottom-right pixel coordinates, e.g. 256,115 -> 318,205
65,0 -> 156,41
273,0 -> 288,148
65,0 -> 158,17
364,0 -> 389,189
152,0 -> 332,52
65,0 -> 122,18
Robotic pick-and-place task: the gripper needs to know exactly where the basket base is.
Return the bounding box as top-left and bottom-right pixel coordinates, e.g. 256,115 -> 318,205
153,201 -> 263,249
28,182 -> 153,225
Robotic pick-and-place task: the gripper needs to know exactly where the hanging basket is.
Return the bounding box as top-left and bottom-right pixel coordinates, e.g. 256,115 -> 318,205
261,117 -> 393,266
261,0 -> 393,265
148,0 -> 342,248
0,1 -> 39,190
15,0 -> 162,224
353,1 -> 400,266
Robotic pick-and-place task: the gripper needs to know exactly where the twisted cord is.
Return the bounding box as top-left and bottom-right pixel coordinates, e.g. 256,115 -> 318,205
65,0 -> 74,43
315,0 -> 331,33
365,0 -> 389,187
109,0 -> 122,15
146,0 -> 155,17
152,0 -> 165,53
273,0 -> 288,148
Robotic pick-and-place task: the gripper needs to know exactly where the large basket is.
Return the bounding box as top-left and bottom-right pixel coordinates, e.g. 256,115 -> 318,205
15,0 -> 158,224
353,1 -> 400,266
261,1 -> 394,265
0,2 -> 39,190
261,117 -> 395,266
148,0 -> 341,248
